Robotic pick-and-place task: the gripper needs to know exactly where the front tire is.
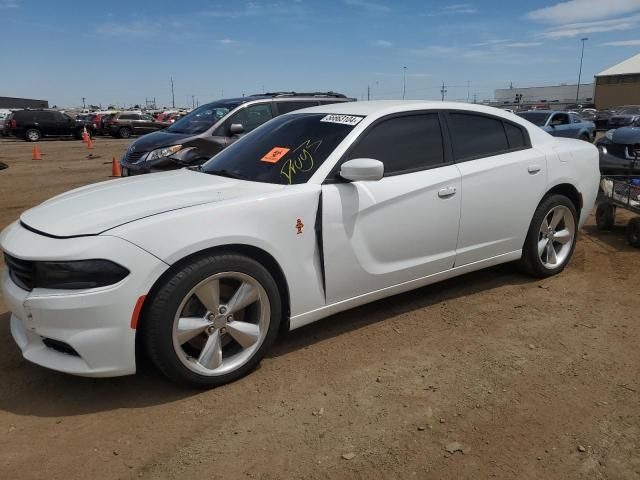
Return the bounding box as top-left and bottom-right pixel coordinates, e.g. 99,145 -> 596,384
519,194 -> 578,278
142,252 -> 282,388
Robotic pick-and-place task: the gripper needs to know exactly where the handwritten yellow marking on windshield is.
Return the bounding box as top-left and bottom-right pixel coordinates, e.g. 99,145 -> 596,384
280,139 -> 322,185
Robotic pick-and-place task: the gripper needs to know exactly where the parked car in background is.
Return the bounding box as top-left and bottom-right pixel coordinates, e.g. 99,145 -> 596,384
594,109 -> 616,130
120,91 -> 355,176
98,113 -> 115,135
0,109 -> 12,136
517,110 -> 595,141
606,105 -> 640,129
76,113 -> 105,134
596,126 -> 640,175
0,101 -> 599,387
107,112 -> 169,139
5,110 -> 96,141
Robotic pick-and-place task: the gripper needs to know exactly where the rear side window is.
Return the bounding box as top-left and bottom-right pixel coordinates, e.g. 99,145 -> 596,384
347,113 -> 445,175
36,112 -> 59,122
15,111 -> 35,122
276,101 -> 319,115
119,114 -> 138,120
504,122 -> 526,149
448,113 -> 509,161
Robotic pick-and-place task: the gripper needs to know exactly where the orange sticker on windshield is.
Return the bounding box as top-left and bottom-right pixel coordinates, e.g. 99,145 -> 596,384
261,147 -> 290,163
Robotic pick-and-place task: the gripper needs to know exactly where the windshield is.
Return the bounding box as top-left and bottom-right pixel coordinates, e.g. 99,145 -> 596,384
201,113 -> 362,185
517,112 -> 551,126
618,107 -> 640,115
166,101 -> 242,134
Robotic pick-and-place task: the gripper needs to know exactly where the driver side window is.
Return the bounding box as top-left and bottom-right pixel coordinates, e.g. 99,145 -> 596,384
551,113 -> 569,125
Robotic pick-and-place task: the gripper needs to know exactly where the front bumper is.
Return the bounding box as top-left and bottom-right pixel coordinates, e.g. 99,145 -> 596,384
1,222 -> 169,377
599,150 -> 640,175
120,155 -> 183,177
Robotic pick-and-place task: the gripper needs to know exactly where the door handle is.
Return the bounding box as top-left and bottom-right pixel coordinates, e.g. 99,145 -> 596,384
528,165 -> 541,174
438,186 -> 457,198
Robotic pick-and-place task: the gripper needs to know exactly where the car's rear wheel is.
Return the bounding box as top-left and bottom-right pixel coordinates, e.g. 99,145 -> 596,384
24,128 -> 41,142
626,218 -> 640,248
595,202 -> 615,230
519,194 -> 578,278
118,127 -> 132,139
143,252 -> 282,388
579,133 -> 590,142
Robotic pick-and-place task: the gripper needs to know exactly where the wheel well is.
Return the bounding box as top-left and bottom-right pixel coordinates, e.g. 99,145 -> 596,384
140,244 -> 291,335
545,183 -> 582,216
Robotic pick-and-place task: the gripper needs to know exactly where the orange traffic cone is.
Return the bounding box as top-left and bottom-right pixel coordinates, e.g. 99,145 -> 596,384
87,137 -> 93,150
82,127 -> 88,143
111,156 -> 121,177
32,144 -> 41,160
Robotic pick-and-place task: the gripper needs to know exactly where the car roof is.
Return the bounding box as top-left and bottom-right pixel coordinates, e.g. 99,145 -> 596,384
296,99 -> 531,119
295,100 -> 555,145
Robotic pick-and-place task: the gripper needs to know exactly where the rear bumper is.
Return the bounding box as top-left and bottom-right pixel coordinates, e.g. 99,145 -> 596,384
0,222 -> 169,377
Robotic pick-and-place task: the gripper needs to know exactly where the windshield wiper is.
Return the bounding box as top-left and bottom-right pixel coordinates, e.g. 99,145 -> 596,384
207,169 -> 247,180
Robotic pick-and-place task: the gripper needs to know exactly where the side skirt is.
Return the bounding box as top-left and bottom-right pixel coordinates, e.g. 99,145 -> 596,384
289,250 -> 522,330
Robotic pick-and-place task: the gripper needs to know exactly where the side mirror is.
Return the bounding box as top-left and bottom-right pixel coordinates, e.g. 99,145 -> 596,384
229,123 -> 244,135
340,158 -> 384,182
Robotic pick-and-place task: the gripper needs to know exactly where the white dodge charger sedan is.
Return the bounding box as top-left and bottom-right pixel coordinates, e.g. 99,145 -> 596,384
1,101 -> 599,388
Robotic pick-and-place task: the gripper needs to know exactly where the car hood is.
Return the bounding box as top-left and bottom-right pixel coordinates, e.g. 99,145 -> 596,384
20,169 -> 285,237
127,130 -> 193,152
611,127 -> 640,144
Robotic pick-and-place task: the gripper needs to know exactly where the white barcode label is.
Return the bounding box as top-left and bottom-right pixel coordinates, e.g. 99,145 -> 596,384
320,114 -> 364,126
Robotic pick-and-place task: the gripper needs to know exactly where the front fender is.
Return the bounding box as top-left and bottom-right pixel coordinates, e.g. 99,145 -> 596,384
107,185 -> 326,318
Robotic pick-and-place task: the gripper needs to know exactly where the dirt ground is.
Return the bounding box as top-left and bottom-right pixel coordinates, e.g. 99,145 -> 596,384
0,136 -> 638,480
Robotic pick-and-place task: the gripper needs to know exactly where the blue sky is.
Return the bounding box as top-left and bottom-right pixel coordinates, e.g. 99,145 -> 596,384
2,0 -> 640,107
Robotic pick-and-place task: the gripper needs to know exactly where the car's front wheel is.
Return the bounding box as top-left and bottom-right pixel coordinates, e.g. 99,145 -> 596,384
519,194 -> 578,277
143,252 -> 282,388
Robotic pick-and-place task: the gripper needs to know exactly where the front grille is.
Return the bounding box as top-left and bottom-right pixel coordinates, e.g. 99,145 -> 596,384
4,253 -> 35,291
607,144 -> 629,159
124,150 -> 146,163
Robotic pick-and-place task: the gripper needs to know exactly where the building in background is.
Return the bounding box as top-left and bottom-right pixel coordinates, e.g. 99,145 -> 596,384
594,53 -> 640,109
494,84 -> 593,108
0,96 -> 49,109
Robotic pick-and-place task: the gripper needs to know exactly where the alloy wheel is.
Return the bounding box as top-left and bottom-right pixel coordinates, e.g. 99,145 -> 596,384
538,205 -> 575,269
172,271 -> 270,376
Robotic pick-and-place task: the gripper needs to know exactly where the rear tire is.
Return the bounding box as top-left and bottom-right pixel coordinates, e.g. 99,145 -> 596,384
519,194 -> 578,278
24,128 -> 41,142
118,127 -> 132,139
579,133 -> 590,142
595,202 -> 615,230
142,252 -> 282,389
627,218 -> 640,248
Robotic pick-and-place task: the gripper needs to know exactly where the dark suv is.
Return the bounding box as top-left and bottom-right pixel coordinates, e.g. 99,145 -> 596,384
119,92 -> 355,176
107,112 -> 169,139
5,110 -> 95,142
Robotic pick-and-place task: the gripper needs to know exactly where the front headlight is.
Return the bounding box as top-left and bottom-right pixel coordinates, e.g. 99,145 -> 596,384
146,144 -> 182,162
605,130 -> 615,141
35,260 -> 129,289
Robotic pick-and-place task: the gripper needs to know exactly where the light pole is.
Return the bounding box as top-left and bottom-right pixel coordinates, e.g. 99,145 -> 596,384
402,66 -> 407,99
576,37 -> 588,103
